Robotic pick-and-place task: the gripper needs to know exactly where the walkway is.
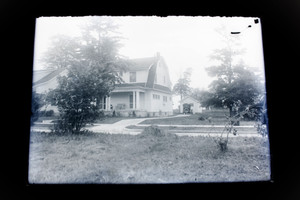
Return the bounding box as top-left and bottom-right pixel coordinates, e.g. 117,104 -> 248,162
85,114 -> 190,135
31,114 -> 262,137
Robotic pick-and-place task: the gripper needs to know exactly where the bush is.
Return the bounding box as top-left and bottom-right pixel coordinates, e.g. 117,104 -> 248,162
31,91 -> 45,124
141,125 -> 165,137
198,116 -> 205,121
140,125 -> 178,140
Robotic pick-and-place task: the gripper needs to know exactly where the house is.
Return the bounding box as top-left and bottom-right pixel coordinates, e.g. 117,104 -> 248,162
32,53 -> 173,117
179,96 -> 203,114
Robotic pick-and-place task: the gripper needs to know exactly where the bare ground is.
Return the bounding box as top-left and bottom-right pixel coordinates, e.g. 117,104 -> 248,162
28,131 -> 271,184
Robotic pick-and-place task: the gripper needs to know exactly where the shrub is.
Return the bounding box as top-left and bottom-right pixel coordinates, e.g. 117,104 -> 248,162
140,125 -> 178,140
31,91 -> 45,124
141,125 -> 165,137
208,105 -> 268,152
198,116 -> 205,121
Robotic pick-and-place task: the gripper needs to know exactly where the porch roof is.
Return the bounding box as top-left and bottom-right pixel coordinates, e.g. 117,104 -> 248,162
113,82 -> 172,94
112,83 -> 147,93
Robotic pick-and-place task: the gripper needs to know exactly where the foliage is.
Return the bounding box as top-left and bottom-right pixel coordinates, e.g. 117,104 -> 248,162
173,68 -> 192,100
203,26 -> 265,116
207,103 -> 268,152
140,125 -> 178,140
31,91 -> 45,124
141,125 -> 166,137
45,17 -> 127,134
40,35 -> 81,69
191,88 -> 215,108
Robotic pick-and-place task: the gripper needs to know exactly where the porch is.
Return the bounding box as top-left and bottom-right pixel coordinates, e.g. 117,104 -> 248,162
101,89 -> 148,117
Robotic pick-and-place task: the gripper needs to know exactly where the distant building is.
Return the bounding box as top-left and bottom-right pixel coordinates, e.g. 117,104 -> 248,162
179,96 -> 203,114
32,53 -> 173,117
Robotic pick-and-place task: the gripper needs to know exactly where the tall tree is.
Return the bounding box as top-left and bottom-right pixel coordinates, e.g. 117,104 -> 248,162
40,34 -> 81,69
205,25 -> 264,117
46,17 -> 127,134
173,68 -> 192,100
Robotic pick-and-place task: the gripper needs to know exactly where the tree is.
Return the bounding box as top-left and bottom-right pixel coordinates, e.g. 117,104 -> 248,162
208,64 -> 263,116
205,26 -> 264,117
190,88 -> 215,108
40,34 -> 81,69
46,17 -> 127,134
173,68 -> 192,100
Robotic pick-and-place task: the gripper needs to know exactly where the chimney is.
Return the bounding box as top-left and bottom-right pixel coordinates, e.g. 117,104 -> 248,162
156,52 -> 160,59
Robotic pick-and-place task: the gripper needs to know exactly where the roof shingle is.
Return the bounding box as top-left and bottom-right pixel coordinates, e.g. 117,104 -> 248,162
127,57 -> 157,71
33,68 -> 66,86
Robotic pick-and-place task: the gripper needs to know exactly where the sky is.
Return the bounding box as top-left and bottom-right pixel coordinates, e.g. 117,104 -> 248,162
33,16 -> 265,108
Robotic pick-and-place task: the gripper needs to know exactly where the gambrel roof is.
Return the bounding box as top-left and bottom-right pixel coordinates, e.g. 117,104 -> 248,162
127,57 -> 158,71
33,54 -> 172,93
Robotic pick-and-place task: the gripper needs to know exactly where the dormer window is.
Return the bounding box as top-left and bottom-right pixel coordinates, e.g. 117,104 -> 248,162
130,72 -> 136,82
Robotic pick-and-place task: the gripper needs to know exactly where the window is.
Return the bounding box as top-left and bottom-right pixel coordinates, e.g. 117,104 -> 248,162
154,74 -> 157,83
163,76 -> 166,84
130,72 -> 136,82
153,94 -> 160,100
99,97 -> 106,109
163,96 -> 167,102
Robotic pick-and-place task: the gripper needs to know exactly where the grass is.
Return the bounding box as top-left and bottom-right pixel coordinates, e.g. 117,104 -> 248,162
28,129 -> 271,183
140,110 -> 256,126
126,125 -> 257,134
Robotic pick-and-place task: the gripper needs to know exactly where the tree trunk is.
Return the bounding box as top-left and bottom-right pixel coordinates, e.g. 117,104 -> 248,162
229,106 -> 240,126
229,106 -> 233,117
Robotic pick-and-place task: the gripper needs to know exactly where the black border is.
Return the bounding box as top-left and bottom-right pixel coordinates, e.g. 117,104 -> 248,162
3,0 -> 300,198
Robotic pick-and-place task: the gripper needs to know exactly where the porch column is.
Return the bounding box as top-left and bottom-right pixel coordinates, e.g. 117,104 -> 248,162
132,91 -> 136,110
136,91 -> 140,110
105,96 -> 111,111
108,96 -> 111,111
105,97 -> 108,111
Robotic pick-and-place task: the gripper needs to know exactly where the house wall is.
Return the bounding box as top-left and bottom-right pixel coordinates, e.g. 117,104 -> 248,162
139,92 -> 145,110
147,90 -> 173,116
121,70 -> 148,83
155,60 -> 172,88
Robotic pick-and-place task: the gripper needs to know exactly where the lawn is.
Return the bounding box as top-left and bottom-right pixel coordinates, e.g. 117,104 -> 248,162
140,110 -> 256,126
126,125 -> 258,135
28,130 -> 271,183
